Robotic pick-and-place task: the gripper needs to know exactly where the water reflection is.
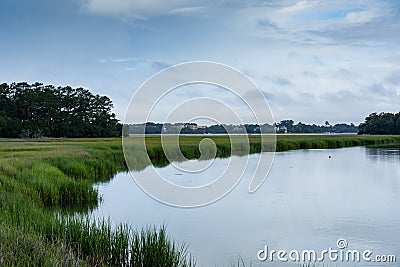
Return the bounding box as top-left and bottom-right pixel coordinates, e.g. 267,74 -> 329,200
366,146 -> 400,163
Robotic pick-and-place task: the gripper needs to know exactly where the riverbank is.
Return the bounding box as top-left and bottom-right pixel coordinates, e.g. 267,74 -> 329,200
0,139 -> 194,266
1,134 -> 399,265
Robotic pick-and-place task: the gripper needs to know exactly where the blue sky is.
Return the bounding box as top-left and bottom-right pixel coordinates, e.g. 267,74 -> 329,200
1,0 -> 400,124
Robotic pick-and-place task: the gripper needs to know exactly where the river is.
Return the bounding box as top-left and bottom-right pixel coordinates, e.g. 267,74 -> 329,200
93,146 -> 400,266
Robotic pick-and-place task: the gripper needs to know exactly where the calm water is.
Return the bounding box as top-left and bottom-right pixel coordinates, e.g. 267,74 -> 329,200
93,146 -> 400,266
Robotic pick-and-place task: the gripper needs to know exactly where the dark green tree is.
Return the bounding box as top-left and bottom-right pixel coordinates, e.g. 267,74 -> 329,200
358,112 -> 400,135
0,82 -> 121,138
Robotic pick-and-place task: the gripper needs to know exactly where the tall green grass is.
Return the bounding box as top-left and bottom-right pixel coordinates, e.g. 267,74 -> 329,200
275,135 -> 400,152
125,135 -> 400,171
47,217 -> 195,267
0,139 -> 195,266
0,222 -> 81,267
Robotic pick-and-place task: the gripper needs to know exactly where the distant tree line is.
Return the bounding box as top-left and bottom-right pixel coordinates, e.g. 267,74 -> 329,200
125,120 -> 357,135
0,82 -> 121,138
127,122 -> 275,135
358,112 -> 400,135
275,120 -> 357,134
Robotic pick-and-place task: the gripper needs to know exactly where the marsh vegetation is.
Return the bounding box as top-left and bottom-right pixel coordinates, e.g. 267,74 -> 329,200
1,134 -> 399,265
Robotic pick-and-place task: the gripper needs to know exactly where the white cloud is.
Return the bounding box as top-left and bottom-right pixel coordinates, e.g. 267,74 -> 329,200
81,0 -> 205,19
170,6 -> 204,15
111,57 -> 138,63
345,10 -> 378,24
279,0 -> 319,13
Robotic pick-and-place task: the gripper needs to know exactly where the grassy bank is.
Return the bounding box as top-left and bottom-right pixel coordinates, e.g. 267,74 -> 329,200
123,134 -> 400,169
275,134 -> 400,151
1,134 -> 400,265
142,134 -> 400,153
0,139 -> 194,266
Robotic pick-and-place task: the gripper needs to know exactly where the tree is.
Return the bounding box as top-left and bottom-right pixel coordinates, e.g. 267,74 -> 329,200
276,120 -> 294,133
0,82 -> 122,138
395,113 -> 400,134
358,112 -> 400,135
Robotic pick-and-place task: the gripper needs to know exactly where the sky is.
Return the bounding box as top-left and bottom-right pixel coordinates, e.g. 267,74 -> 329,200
1,0 -> 400,124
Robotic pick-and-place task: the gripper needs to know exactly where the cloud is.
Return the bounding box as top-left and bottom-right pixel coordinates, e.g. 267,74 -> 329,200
245,1 -> 399,47
279,0 -> 319,13
169,6 -> 204,16
81,0 -> 204,19
111,57 -> 138,63
98,57 -> 140,64
365,83 -> 398,98
344,10 -> 378,24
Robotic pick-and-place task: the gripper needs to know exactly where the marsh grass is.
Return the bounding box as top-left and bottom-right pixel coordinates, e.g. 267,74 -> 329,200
274,134 -> 400,152
130,225 -> 195,267
44,217 -> 195,267
0,138 -> 195,266
0,222 -> 82,267
125,134 -> 400,171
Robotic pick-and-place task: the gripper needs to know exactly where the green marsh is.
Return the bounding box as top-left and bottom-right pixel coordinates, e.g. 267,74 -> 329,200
1,134 -> 399,265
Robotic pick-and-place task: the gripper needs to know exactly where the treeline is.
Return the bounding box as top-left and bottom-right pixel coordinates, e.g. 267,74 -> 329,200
0,82 -> 121,138
127,122 -> 275,135
275,120 -> 357,134
358,112 -> 400,135
126,120 -> 357,135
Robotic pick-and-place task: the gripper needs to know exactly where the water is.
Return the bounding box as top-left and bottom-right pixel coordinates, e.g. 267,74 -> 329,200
93,146 -> 400,266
